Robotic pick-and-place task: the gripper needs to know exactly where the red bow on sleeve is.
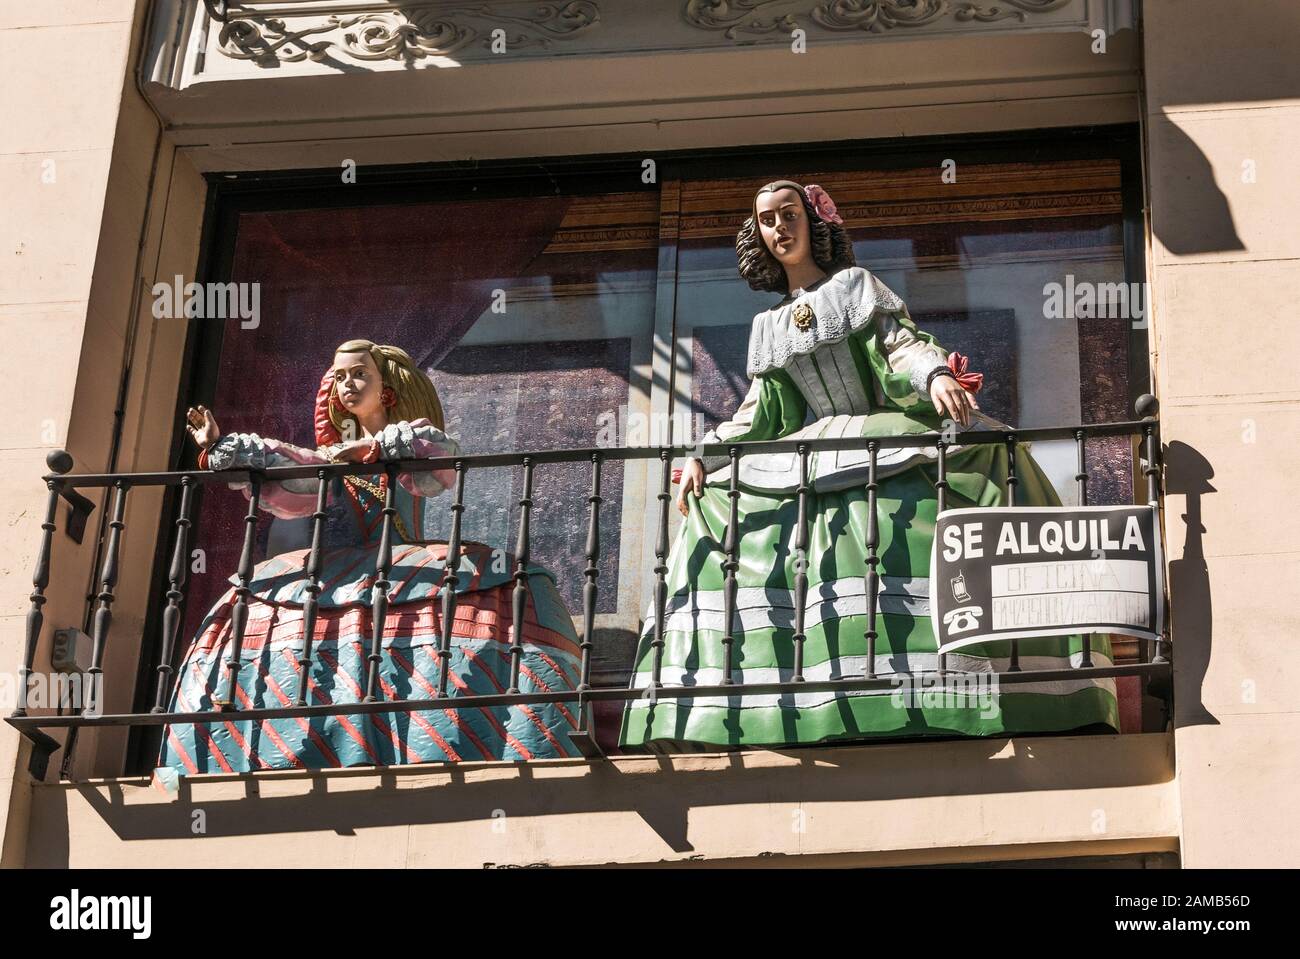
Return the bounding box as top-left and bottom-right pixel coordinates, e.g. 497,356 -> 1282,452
946,351 -> 984,394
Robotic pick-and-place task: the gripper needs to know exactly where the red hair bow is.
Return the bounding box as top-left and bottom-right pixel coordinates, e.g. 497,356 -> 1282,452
946,352 -> 984,394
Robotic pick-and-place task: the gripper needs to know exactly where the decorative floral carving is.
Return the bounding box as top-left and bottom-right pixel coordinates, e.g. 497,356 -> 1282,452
953,0 -> 1071,24
681,0 -> 801,39
683,0 -> 1070,38
339,12 -> 471,61
810,0 -> 950,33
218,2 -> 600,64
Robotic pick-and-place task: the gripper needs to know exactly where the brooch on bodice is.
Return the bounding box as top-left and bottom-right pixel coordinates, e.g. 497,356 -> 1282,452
792,303 -> 815,332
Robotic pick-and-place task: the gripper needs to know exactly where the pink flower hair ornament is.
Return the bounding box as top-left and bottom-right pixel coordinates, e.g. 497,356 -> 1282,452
804,184 -> 843,226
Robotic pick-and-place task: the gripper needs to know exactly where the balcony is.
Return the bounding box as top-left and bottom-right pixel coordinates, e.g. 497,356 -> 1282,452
10,402 -> 1172,779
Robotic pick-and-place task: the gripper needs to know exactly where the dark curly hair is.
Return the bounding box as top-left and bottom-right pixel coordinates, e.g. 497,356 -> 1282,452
736,179 -> 856,295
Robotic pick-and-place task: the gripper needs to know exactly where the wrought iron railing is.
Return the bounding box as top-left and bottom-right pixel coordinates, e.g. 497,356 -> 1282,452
9,396 -> 1171,777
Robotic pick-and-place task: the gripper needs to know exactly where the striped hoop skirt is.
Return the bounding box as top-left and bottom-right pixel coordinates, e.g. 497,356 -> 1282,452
159,542 -> 582,774
619,440 -> 1120,750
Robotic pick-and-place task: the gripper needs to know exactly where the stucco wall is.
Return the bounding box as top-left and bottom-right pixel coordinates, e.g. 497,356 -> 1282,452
0,0 -> 208,864
1141,0 -> 1300,867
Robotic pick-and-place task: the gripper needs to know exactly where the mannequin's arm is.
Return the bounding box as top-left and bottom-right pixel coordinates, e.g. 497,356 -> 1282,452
373,418 -> 460,498
203,434 -> 327,518
698,368 -> 807,472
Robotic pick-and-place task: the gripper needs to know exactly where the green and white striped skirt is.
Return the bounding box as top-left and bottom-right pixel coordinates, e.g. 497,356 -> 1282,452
618,439 -> 1119,750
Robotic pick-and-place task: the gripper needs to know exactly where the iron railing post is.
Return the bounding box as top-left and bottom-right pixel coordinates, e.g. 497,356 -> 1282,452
363,464 -> 397,703
1004,433 -> 1020,673
294,470 -> 330,706
792,444 -> 810,683
215,475 -> 260,709
86,480 -> 128,717
437,460 -> 466,697
935,439 -> 948,677
721,448 -> 740,686
1074,428 -> 1094,668
1137,394 -> 1167,665
648,449 -> 672,692
152,475 -> 194,712
14,451 -> 71,718
863,441 -> 880,680
567,452 -> 603,757
507,457 -> 534,695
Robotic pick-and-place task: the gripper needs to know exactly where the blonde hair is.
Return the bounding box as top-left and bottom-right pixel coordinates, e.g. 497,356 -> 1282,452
328,339 -> 446,434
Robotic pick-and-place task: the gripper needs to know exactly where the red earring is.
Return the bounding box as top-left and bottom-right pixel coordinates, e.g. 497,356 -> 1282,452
381,386 -> 397,409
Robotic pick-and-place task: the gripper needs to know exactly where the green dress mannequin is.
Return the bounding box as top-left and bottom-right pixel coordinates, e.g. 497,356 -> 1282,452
619,261 -> 1119,750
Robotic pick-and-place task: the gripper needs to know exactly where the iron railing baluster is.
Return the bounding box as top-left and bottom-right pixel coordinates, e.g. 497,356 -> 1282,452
935,439 -> 948,677
508,458 -> 534,694
86,481 -> 128,717
1075,429 -> 1093,668
294,470 -> 329,706
14,459 -> 67,718
567,453 -> 603,756
792,444 -> 810,683
721,448 -> 741,685
864,441 -> 880,680
1139,396 -> 1167,664
152,475 -> 194,712
649,449 -> 671,691
215,476 -> 260,710
437,461 -> 466,697
363,465 -> 397,703
578,454 -> 601,696
1004,433 -> 1020,673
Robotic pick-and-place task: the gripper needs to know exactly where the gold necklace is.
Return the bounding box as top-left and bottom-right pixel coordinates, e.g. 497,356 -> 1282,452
343,473 -> 415,542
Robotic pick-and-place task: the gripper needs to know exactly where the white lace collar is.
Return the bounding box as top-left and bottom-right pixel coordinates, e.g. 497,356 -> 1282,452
746,266 -> 904,375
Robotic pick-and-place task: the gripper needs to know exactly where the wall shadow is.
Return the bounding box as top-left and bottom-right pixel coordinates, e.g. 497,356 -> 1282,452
1150,120 -> 1245,258
1162,440 -> 1217,729
28,730 -> 1174,866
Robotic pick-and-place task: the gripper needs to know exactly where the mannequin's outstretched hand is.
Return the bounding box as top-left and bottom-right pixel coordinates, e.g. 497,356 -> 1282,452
185,405 -> 220,449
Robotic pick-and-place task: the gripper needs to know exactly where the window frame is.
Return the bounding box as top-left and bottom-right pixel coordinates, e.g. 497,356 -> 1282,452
122,123 -> 1149,773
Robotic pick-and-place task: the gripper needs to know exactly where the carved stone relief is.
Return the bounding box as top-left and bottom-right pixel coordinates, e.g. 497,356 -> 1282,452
217,1 -> 601,64
681,0 -> 1071,40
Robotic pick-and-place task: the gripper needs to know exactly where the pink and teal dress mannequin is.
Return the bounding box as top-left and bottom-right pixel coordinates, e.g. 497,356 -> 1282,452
160,351 -> 583,773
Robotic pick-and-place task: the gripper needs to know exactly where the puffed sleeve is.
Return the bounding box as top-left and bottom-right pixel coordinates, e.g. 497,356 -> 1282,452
374,418 -> 460,498
698,367 -> 807,473
851,269 -> 953,411
204,433 -> 327,518
877,308 -> 951,399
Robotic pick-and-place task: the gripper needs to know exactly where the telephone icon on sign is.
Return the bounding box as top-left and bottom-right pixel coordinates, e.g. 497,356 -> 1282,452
942,605 -> 984,636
